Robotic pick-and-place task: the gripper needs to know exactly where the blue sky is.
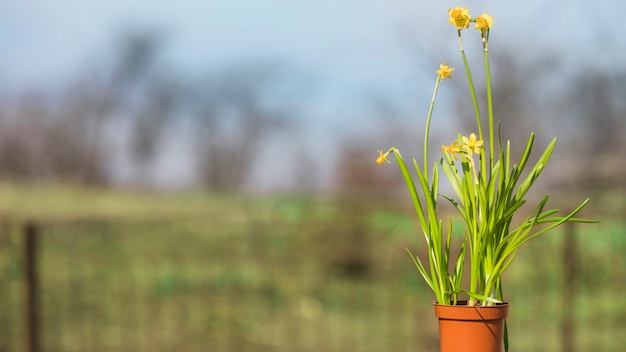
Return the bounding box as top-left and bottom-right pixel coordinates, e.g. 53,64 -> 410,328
0,1 -> 622,189
2,1 -> 425,92
4,1 -> 619,92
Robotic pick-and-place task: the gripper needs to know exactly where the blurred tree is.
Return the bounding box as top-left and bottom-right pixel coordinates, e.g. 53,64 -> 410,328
327,114 -> 408,279
187,63 -> 292,191
490,51 -> 557,148
0,29 -> 174,186
52,30 -> 166,184
0,90 -> 110,183
0,92 -> 53,181
128,74 -> 181,185
334,143 -> 401,198
80,29 -> 166,185
562,69 -> 626,192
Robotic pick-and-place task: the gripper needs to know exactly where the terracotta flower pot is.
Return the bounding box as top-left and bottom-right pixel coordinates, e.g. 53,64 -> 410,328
434,301 -> 509,352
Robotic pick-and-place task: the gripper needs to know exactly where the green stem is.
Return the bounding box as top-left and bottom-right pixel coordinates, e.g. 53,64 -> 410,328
483,30 -> 494,170
458,30 -> 487,183
424,77 -> 441,176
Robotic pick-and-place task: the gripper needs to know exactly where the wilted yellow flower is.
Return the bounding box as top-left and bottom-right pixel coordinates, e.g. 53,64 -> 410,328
442,140 -> 462,160
376,150 -> 390,164
377,148 -> 401,164
436,63 -> 455,80
474,12 -> 494,32
462,133 -> 484,154
448,7 -> 471,30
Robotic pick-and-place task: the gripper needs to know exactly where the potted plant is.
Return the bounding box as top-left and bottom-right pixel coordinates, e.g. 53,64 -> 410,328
376,6 -> 597,352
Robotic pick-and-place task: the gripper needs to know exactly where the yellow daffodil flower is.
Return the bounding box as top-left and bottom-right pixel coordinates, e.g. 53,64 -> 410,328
448,7 -> 471,30
376,148 -> 401,164
376,150 -> 391,164
436,63 -> 455,80
442,140 -> 462,160
462,133 -> 484,154
474,12 -> 494,33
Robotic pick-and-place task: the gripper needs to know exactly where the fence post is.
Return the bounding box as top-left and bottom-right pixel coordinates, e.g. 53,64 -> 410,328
25,221 -> 40,352
561,221 -> 577,352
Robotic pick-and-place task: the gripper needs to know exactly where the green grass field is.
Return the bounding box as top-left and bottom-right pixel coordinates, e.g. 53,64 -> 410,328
0,183 -> 624,351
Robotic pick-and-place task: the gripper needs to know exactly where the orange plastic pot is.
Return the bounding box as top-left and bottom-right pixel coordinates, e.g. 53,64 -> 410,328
434,301 -> 509,352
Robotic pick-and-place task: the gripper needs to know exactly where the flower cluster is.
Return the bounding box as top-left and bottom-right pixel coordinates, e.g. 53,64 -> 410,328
442,133 -> 484,181
442,133 -> 483,161
448,6 -> 493,32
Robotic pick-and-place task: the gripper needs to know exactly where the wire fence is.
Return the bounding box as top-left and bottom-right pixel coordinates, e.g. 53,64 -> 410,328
0,207 -> 623,352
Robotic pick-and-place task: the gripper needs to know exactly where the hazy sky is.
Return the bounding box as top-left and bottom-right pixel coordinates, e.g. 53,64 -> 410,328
3,1 -> 619,91
0,1 -> 621,189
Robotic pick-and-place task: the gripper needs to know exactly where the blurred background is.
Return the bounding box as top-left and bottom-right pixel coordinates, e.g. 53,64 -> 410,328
0,0 -> 625,351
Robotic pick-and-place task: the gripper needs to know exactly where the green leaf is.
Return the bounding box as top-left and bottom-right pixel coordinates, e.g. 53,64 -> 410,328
461,290 -> 503,305
504,320 -> 509,352
405,248 -> 438,297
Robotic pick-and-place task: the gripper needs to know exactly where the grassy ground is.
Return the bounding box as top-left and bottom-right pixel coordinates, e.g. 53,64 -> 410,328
0,183 -> 624,351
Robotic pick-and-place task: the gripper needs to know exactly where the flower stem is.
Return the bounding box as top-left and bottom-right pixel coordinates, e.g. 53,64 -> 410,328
483,30 -> 494,170
458,30 -> 486,182
424,77 -> 441,176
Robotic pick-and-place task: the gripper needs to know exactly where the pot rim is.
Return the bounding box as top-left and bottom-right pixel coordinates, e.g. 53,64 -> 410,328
433,301 -> 510,320
433,300 -> 510,307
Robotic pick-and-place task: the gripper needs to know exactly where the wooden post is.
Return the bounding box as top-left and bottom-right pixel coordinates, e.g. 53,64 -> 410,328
561,221 -> 576,352
25,221 -> 40,352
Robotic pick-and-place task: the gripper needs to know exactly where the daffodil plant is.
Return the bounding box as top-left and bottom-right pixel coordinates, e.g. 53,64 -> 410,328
377,6 -> 596,308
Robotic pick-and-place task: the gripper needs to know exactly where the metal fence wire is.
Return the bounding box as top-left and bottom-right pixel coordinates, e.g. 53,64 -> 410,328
0,212 -> 624,352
